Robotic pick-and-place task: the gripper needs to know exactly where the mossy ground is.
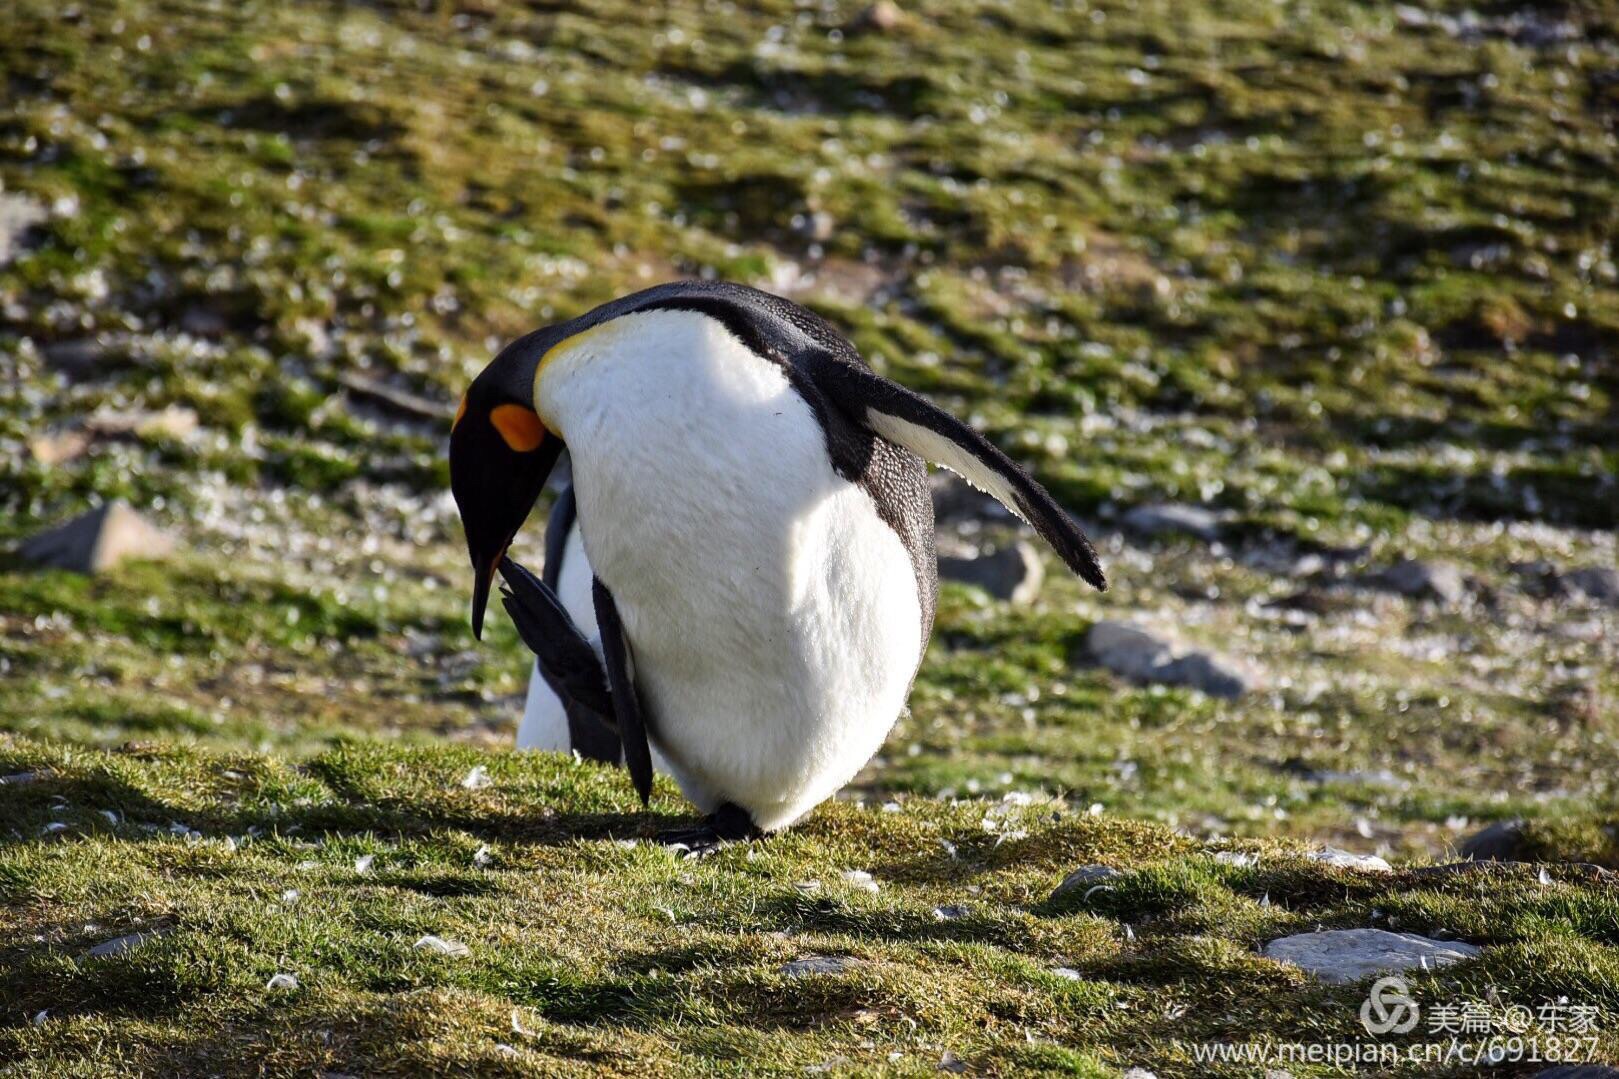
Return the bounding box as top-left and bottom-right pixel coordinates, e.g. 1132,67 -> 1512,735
4,740 -> 1618,1076
1,0 -> 1616,1074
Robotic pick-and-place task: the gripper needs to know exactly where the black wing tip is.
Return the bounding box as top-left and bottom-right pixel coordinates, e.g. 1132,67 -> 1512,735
500,556 -> 568,615
498,554 -> 538,588
1067,544 -> 1108,592
1010,493 -> 1109,591
499,590 -> 543,655
1069,530 -> 1108,591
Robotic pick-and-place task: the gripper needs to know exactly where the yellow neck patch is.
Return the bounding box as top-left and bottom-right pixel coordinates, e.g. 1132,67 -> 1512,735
528,320 -> 620,431
537,319 -> 617,382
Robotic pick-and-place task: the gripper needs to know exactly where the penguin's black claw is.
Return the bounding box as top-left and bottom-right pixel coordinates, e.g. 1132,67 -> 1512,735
657,803 -> 762,857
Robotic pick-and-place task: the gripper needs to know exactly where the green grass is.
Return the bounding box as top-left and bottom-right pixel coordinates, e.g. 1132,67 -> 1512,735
2,0 -> 1617,1072
2,0 -> 1616,538
3,738 -> 1616,1076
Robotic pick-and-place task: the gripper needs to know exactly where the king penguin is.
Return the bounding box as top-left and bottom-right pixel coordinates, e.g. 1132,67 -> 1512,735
450,281 -> 1106,847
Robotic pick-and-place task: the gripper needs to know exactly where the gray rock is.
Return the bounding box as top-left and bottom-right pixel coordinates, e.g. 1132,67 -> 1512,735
931,474 -> 1009,522
1534,1067 -> 1619,1079
178,305 -> 229,337
0,192 -> 47,266
28,408 -> 196,465
27,429 -> 92,466
87,405 -> 199,442
1566,567 -> 1619,605
1157,651 -> 1251,699
1260,928 -> 1481,984
1050,864 -> 1121,901
932,905 -> 971,921
1513,562 -> 1619,606
1086,621 -> 1255,698
42,337 -> 108,378
1086,621 -> 1173,680
18,501 -> 176,574
1365,558 -> 1467,605
1246,540 -> 1369,579
1123,502 -> 1223,541
1459,819 -> 1525,861
85,927 -> 170,959
1243,542 -> 1325,578
938,541 -> 1043,604
779,955 -> 862,976
1298,767 -> 1405,790
1509,559 -> 1563,597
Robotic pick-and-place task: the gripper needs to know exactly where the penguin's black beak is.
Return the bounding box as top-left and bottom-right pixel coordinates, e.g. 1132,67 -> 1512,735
449,394 -> 560,639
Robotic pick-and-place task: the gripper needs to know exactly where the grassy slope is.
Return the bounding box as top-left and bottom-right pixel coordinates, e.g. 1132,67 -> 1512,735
3,740 -> 1617,1075
1,0 -> 1618,1073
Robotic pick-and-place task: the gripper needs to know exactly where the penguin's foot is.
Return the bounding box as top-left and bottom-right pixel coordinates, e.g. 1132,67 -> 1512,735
657,803 -> 762,858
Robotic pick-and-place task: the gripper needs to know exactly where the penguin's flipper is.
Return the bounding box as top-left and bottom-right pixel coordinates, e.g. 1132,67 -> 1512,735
529,485 -> 624,763
802,351 -> 1107,591
498,557 -> 612,719
592,577 -> 655,806
541,482 -> 577,591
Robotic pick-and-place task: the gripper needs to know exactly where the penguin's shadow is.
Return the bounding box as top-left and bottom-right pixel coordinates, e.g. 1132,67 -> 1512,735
303,760 -> 698,845
0,765 -> 701,851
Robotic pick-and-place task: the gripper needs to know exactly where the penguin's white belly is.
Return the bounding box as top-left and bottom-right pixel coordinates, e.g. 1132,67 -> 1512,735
538,311 -> 924,832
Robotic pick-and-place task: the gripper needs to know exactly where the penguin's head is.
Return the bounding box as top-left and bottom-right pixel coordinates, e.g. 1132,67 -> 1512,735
449,339 -> 561,639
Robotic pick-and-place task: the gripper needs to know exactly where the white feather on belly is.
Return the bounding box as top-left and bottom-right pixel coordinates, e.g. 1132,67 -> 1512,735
535,309 -> 924,831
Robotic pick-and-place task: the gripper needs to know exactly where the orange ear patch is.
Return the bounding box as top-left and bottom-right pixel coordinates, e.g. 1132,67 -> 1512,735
490,403 -> 546,452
